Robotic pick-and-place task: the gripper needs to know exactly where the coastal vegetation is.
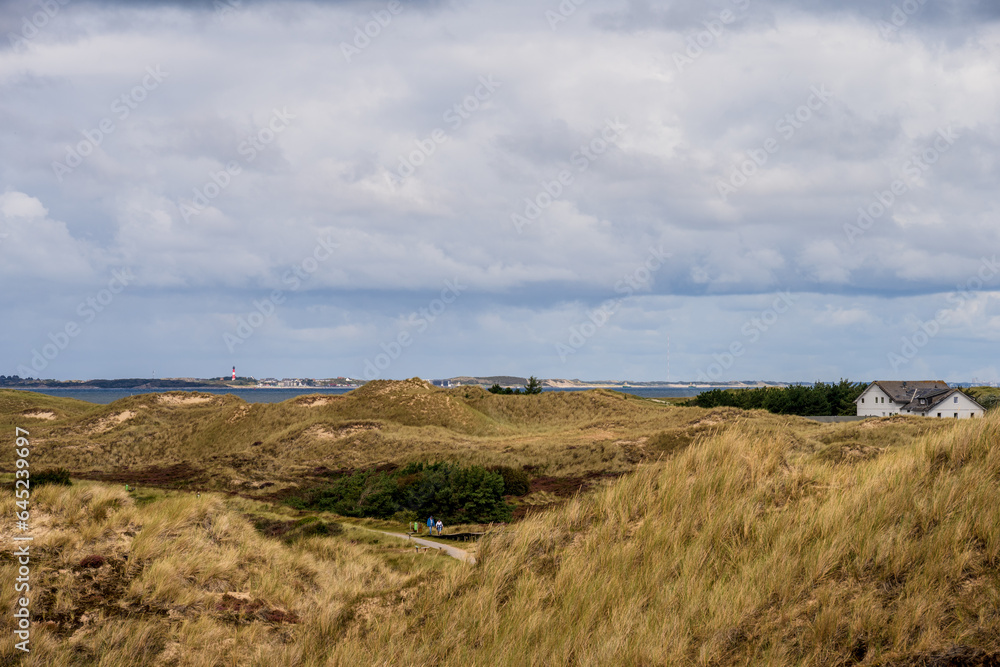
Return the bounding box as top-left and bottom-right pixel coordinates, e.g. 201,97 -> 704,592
687,379 -> 867,415
284,461 -> 513,524
488,375 -> 543,395
3,382 -> 1000,663
967,385 -> 1000,411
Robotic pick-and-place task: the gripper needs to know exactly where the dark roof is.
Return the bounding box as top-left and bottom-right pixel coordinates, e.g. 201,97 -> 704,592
857,380 -> 949,404
855,382 -> 987,413
908,388 -> 986,414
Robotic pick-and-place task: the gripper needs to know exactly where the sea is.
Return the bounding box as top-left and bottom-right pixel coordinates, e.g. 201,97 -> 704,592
15,386 -> 708,405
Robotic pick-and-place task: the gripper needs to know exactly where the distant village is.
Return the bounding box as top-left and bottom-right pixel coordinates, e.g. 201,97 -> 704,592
252,377 -> 361,388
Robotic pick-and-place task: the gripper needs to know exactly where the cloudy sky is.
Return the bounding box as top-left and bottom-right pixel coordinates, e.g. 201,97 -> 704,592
1,0 -> 998,383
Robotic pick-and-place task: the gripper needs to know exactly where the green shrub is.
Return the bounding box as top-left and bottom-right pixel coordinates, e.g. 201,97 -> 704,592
492,466 -> 530,496
33,468 -> 72,486
488,376 -> 543,395
294,516 -> 320,526
685,380 -> 866,416
286,461 -> 513,524
288,520 -> 342,541
392,510 -> 418,525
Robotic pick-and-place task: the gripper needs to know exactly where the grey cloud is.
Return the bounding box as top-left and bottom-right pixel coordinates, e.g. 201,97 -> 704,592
3,0 -> 999,380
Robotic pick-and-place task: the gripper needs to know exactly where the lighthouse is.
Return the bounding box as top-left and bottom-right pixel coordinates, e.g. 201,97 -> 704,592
232,366 -> 236,381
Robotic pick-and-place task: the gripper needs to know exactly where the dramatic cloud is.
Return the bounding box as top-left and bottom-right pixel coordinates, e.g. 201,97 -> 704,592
2,0 -> 998,381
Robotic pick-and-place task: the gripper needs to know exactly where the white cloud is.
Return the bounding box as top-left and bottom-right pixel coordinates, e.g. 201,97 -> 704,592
2,1 -> 999,380
0,191 -> 96,282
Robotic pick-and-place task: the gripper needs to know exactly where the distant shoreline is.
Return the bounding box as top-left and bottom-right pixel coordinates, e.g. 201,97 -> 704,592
5,385 -> 711,405
1,378 -> 785,391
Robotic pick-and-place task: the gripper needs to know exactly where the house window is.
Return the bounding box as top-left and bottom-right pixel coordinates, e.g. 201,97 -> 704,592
955,413 -> 959,418
954,397 -> 958,403
861,398 -> 864,404
937,413 -> 941,418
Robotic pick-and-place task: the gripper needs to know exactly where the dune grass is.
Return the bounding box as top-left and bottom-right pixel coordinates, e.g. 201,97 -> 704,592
2,410 -> 999,664
0,382 -> 960,497
0,482 -> 457,665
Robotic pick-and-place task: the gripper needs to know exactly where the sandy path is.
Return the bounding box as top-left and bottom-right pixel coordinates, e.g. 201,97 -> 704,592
366,528 -> 477,564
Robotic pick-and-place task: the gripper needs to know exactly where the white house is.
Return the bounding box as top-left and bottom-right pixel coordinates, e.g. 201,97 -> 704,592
855,381 -> 986,419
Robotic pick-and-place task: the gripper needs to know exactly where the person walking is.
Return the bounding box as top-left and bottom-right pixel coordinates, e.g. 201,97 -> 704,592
427,515 -> 434,533
435,519 -> 443,536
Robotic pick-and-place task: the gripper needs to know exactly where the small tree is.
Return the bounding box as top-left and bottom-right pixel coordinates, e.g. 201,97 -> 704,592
524,376 -> 543,394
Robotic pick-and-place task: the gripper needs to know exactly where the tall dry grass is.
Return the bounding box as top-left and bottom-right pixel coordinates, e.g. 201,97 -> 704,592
0,483 -> 455,665
0,384 -> 959,489
378,415 -> 1000,665
2,406 -> 998,665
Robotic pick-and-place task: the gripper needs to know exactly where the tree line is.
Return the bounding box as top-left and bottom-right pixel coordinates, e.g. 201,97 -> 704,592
684,380 -> 867,416
488,376 -> 543,395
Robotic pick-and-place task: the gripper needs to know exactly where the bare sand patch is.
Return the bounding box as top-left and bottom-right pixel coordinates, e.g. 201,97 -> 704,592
158,395 -> 213,406
309,422 -> 380,440
89,411 -> 137,434
613,437 -> 648,446
22,410 -> 57,420
227,405 -> 250,424
295,396 -> 344,408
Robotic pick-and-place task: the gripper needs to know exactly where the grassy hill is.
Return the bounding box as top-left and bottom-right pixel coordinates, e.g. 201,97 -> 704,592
0,382 -> 959,502
1,409 -> 998,664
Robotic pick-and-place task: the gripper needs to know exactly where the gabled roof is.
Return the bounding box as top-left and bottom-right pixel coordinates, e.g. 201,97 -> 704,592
907,388 -> 986,414
854,380 -> 949,404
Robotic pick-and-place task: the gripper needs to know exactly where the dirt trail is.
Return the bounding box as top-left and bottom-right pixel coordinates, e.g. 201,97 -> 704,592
365,528 -> 477,564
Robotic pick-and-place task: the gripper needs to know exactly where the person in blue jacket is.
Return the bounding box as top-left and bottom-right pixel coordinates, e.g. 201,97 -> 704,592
426,515 -> 434,532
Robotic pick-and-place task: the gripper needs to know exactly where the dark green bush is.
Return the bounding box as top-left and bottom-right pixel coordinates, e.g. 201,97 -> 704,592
291,520 -> 342,540
392,510 -> 418,525
287,461 -> 512,524
33,468 -> 72,486
685,380 -> 865,416
492,466 -> 530,496
488,376 -> 543,395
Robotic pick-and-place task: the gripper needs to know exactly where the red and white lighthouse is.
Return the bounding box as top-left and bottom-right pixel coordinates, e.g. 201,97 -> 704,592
232,366 -> 236,381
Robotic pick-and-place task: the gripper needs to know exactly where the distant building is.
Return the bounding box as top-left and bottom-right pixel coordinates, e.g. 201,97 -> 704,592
855,381 -> 985,418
